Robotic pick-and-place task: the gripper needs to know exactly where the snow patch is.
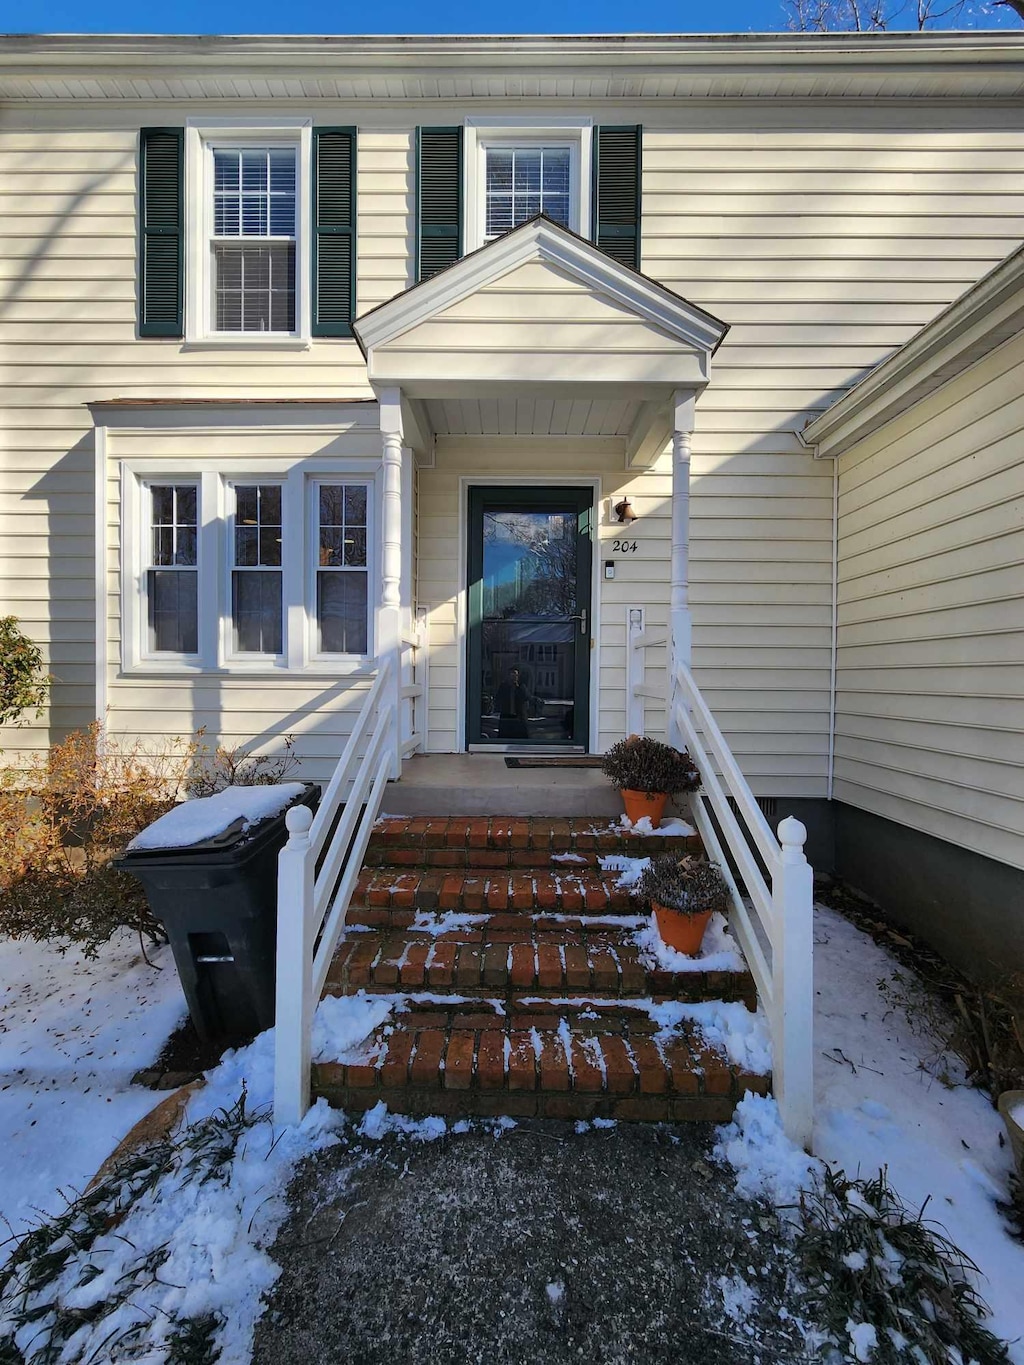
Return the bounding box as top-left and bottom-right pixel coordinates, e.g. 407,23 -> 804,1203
128,783 -> 306,850
713,1093 -> 821,1209
311,992 -> 395,1063
545,1280 -> 565,1305
612,814 -> 695,837
598,853 -> 649,888
409,910 -> 481,936
846,1321 -> 878,1361
359,1102 -> 447,1143
717,1273 -> 759,1325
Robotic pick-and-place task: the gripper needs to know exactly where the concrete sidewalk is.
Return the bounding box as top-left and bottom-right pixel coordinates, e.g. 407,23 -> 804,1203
253,1118 -> 810,1365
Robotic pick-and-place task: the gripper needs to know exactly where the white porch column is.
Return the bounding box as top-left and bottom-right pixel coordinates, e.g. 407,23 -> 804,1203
669,389 -> 696,749
378,389 -> 407,780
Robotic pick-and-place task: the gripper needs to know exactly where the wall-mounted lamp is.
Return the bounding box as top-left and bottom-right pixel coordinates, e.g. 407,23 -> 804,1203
613,497 -> 638,525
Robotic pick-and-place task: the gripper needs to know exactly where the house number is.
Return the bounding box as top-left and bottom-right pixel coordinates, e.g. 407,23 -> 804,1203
612,539 -> 639,553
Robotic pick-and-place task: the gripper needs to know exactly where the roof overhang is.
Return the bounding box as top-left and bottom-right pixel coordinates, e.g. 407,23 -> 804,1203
801,241 -> 1024,460
3,33 -> 1024,102
353,216 -> 728,467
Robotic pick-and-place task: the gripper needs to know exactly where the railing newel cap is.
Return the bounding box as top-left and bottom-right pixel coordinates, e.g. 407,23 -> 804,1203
286,804 -> 314,838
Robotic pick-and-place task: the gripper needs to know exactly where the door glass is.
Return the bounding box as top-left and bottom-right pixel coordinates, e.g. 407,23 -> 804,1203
478,506 -> 580,745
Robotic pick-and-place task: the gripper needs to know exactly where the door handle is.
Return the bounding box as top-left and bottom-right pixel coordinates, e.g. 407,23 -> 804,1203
579,607 -> 588,637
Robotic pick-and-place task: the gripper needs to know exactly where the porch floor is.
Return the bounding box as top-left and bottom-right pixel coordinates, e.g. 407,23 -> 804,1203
387,754 -> 634,818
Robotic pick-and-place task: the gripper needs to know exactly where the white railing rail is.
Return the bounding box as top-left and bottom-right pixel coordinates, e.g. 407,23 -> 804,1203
627,610 -> 814,1149
400,607 -> 428,758
273,659 -> 396,1125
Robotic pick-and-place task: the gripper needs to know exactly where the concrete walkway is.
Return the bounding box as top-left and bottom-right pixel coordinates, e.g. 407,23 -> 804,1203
253,1118 -> 810,1365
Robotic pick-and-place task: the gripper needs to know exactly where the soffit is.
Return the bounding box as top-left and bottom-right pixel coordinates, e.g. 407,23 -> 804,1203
3,34 -> 1024,101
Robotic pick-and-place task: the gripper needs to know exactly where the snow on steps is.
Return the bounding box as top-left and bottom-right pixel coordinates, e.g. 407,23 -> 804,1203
317,816 -> 768,1124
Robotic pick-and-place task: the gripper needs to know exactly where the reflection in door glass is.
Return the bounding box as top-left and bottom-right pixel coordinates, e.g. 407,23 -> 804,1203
478,508 -> 579,745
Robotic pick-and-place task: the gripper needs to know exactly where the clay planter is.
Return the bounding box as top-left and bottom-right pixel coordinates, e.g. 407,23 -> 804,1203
652,901 -> 712,956
621,788 -> 668,828
998,1090 -> 1024,1182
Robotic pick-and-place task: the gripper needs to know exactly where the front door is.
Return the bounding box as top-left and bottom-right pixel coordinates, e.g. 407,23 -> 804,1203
466,486 -> 593,750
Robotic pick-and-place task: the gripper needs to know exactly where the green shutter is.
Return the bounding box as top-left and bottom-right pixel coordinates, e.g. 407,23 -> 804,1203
138,127 -> 184,338
592,126 -> 642,271
416,127 -> 463,282
312,127 -> 357,337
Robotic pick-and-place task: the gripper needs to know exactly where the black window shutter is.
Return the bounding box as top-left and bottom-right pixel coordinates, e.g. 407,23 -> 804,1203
592,126 -> 642,271
138,127 -> 184,338
312,127 -> 357,338
416,127 -> 463,282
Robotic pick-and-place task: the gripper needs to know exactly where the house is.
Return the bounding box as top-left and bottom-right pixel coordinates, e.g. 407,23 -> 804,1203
2,32 -> 1023,1133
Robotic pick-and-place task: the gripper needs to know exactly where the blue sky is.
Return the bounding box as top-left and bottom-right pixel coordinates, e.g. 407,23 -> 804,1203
6,0 -> 995,35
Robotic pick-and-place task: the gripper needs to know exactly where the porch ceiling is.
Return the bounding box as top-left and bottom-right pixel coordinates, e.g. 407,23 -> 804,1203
353,217 -> 729,467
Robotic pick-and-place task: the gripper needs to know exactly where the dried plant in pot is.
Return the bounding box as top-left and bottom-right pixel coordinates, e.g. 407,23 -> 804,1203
601,735 -> 701,828
634,853 -> 730,956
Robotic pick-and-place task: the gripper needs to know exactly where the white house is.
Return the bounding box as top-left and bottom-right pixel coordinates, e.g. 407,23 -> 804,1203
2,33 -> 1023,1132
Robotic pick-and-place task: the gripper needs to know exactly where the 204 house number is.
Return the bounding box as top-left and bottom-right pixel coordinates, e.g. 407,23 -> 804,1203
612,538 -> 639,553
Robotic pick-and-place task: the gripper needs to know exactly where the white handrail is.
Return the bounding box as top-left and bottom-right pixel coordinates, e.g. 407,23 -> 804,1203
273,658 -> 397,1125
627,609 -> 814,1149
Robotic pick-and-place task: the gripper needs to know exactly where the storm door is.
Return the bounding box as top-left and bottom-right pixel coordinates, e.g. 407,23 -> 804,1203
466,487 -> 593,750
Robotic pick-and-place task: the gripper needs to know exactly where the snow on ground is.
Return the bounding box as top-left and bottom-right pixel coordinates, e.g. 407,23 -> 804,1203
715,902 -> 1024,1360
610,814 -> 696,837
0,933 -> 187,1249
127,782 -> 306,850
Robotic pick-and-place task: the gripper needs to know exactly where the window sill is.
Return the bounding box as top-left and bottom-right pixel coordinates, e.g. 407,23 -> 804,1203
181,337 -> 312,352
119,661 -> 378,681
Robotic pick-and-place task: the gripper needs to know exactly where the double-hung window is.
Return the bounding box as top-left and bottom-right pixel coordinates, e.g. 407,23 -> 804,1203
315,483 -> 368,657
146,484 -> 199,656
230,483 -> 283,656
211,147 -> 297,335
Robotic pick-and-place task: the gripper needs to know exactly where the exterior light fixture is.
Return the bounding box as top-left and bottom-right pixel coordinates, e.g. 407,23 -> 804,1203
614,497 -> 638,525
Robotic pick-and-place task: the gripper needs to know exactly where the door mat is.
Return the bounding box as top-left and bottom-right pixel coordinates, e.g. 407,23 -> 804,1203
504,756 -> 605,769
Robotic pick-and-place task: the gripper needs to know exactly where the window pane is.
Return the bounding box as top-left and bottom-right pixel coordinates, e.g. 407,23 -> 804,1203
148,570 -> 198,654
485,145 -> 573,236
236,485 -> 258,525
175,527 -> 197,566
259,527 -> 282,567
514,150 -> 542,193
176,486 -> 197,526
269,150 -> 296,194
486,149 -> 513,192
232,571 -> 282,654
235,525 -> 258,566
151,486 -> 173,526
213,149 -> 239,191
213,242 -> 295,333
344,527 -> 367,568
343,485 -> 367,525
260,485 -> 281,523
153,526 -> 173,567
320,486 -> 344,526
241,149 -> 268,193
317,572 -> 367,655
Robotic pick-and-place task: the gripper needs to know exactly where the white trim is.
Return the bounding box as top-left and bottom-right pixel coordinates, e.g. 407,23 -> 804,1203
93,426 -> 108,728
454,475 -> 601,755
355,216 -> 726,362
827,457 -> 838,802
185,119 -> 312,347
117,458 -> 378,677
464,117 -> 593,254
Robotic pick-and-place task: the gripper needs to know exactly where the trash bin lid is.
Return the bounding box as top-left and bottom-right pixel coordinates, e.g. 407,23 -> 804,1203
125,783 -> 308,856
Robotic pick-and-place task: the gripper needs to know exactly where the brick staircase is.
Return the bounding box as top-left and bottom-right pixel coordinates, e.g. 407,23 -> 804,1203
314,816 -> 770,1123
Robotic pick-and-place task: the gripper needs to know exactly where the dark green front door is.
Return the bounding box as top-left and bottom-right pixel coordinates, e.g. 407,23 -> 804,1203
466,486 -> 594,749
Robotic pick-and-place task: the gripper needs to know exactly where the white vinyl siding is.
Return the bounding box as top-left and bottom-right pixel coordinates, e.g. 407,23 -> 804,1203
833,328 -> 1024,871
3,102 -> 1024,795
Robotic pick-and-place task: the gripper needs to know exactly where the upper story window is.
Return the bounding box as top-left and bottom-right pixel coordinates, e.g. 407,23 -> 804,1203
211,148 -> 297,334
465,121 -> 591,254
483,145 -> 572,241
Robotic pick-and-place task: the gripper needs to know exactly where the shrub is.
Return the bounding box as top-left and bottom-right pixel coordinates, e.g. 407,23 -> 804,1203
0,616 -> 50,727
0,725 -> 300,957
794,1165 -> 1010,1364
601,735 -> 701,796
634,853 -> 729,916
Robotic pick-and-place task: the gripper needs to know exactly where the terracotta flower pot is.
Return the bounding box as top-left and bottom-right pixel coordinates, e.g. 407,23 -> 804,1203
652,901 -> 713,956
621,788 -> 668,828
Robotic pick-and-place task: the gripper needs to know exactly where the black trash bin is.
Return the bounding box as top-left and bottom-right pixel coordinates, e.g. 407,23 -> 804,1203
115,783 -> 319,1044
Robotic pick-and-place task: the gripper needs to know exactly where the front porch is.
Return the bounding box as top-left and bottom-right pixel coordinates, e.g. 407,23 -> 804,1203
383,753 -> 625,817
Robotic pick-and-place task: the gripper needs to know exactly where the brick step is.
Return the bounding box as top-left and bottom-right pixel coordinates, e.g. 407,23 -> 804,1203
325,924 -> 755,1005
312,997 -> 769,1123
368,815 -> 700,867
353,867 -> 642,916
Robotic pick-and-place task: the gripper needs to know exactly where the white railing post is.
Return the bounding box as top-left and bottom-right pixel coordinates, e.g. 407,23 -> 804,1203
626,606 -> 645,735
772,816 -> 815,1150
669,390 -> 695,750
379,393 -> 406,781
273,804 -> 315,1126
